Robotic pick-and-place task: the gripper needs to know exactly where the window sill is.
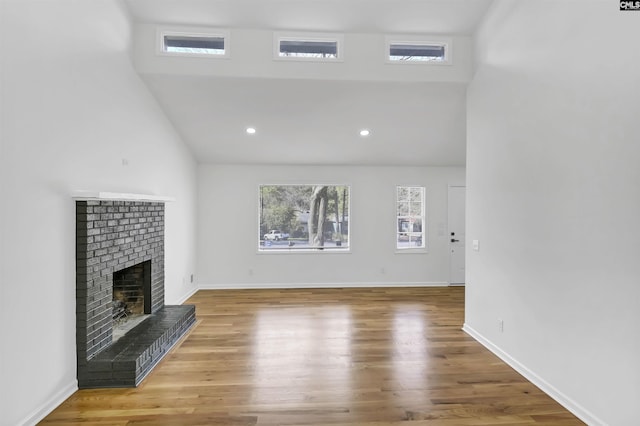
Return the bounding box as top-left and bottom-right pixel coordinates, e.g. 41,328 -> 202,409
257,248 -> 352,255
395,248 -> 428,254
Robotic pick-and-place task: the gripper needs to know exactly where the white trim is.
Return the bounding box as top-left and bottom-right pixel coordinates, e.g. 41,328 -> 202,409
156,26 -> 231,59
198,281 -> 448,290
257,247 -> 351,254
18,380 -> 77,426
273,31 -> 344,62
174,286 -> 199,305
462,323 -> 606,426
394,248 -> 428,254
385,35 -> 452,65
71,191 -> 175,202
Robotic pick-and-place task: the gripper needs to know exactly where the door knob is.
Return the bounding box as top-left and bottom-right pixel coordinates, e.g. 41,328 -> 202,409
451,239 -> 459,243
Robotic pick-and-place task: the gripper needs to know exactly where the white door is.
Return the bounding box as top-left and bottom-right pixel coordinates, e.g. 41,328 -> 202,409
448,185 -> 466,285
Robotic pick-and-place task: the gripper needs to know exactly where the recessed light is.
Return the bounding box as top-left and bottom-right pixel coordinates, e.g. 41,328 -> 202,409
246,127 -> 256,134
359,129 -> 370,137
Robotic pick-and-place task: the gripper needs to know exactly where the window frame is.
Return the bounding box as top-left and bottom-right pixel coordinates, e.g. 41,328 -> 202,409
396,185 -> 427,253
385,35 -> 452,65
258,184 -> 351,254
157,27 -> 231,59
273,32 -> 344,62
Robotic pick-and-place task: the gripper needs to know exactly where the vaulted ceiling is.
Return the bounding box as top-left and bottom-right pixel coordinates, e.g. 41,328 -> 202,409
125,0 -> 493,166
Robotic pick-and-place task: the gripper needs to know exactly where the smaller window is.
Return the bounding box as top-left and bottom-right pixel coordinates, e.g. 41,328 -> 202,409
159,29 -> 230,58
386,36 -> 451,65
389,43 -> 445,62
280,40 -> 337,58
274,33 -> 343,61
397,186 -> 426,250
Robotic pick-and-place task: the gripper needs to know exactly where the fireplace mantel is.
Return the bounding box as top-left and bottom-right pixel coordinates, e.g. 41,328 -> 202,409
72,191 -> 175,202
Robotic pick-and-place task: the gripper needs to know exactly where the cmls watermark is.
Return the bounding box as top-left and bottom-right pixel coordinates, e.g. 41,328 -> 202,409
620,1 -> 640,10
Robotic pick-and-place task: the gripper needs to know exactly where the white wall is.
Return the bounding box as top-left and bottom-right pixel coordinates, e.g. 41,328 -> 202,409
0,1 -> 197,424
466,1 -> 640,425
197,164 -> 464,288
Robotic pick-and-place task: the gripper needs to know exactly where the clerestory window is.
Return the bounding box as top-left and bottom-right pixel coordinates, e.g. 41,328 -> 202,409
159,30 -> 230,58
386,36 -> 451,64
274,33 -> 343,61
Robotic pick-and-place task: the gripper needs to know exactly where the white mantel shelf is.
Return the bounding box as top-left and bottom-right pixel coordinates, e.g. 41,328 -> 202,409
72,191 -> 175,202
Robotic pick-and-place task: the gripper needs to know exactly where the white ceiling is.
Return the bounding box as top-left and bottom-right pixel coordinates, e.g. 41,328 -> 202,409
125,0 -> 493,166
126,0 -> 492,35
143,76 -> 468,166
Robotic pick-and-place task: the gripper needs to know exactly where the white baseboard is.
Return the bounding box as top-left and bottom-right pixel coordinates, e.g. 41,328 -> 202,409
462,323 -> 605,426
174,286 -> 199,305
19,380 -> 77,426
198,281 -> 448,290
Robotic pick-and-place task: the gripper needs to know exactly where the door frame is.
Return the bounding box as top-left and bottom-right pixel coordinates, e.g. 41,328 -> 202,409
447,184 -> 466,286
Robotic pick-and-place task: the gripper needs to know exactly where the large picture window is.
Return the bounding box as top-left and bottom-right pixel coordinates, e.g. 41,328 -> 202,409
259,185 -> 350,251
397,186 -> 426,250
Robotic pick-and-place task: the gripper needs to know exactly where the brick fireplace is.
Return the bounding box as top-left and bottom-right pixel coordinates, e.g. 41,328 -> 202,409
75,195 -> 195,388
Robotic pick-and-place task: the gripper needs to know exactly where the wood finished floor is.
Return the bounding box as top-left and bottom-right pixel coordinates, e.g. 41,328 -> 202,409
42,287 -> 583,425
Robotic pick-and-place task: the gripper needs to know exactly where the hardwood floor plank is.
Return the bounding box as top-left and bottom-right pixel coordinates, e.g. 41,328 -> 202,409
40,287 -> 583,425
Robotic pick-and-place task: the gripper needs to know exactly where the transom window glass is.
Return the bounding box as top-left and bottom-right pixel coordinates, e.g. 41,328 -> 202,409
274,33 -> 343,61
385,36 -> 451,65
279,39 -> 338,59
397,186 -> 426,250
388,43 -> 446,62
159,31 -> 229,57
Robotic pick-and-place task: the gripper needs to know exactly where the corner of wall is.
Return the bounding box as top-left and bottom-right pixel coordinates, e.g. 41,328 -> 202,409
17,381 -> 78,426
462,324 -> 605,426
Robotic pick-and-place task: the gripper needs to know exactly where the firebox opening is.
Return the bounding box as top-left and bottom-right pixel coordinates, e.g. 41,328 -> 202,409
112,260 -> 151,342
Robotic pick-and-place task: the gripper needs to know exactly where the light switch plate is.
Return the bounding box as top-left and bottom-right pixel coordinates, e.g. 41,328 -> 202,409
473,240 -> 480,251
